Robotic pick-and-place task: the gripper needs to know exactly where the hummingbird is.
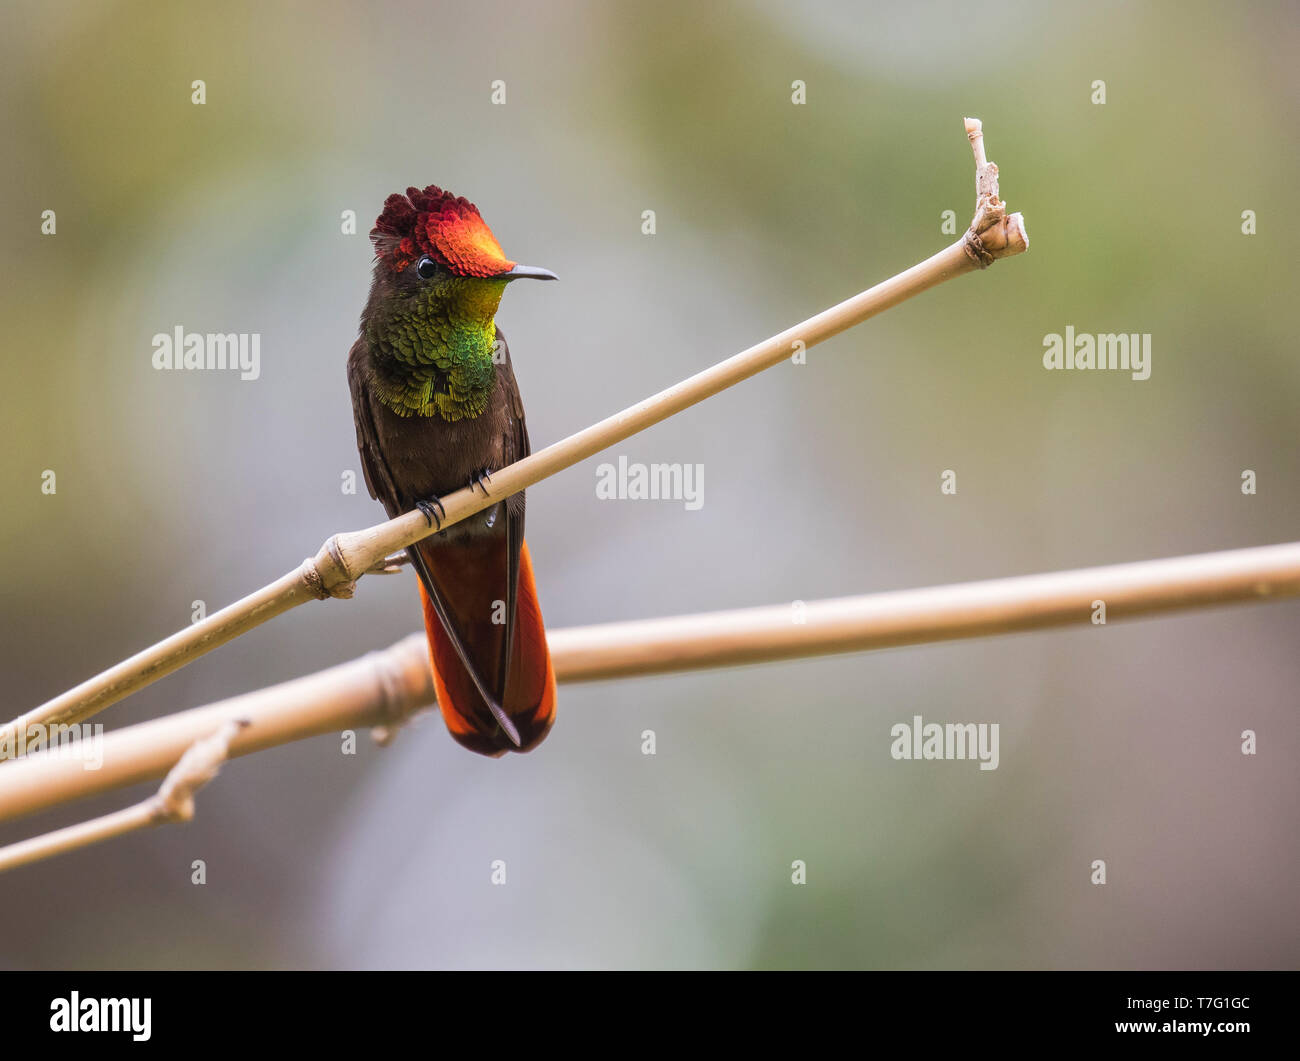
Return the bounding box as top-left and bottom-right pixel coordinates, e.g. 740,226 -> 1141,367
347,185 -> 558,756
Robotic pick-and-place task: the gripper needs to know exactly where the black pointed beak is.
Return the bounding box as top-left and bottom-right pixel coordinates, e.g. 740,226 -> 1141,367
500,263 -> 558,282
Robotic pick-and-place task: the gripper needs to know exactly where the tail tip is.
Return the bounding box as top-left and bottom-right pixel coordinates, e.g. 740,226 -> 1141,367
489,701 -> 523,748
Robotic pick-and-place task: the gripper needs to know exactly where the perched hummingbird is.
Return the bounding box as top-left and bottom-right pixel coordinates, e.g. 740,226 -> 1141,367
347,185 -> 557,756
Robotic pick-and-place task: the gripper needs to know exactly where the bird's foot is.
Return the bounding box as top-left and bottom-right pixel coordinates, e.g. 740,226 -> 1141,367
469,468 -> 493,496
415,497 -> 446,530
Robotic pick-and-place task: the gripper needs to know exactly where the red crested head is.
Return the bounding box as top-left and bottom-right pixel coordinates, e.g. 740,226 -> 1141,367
370,185 -> 515,277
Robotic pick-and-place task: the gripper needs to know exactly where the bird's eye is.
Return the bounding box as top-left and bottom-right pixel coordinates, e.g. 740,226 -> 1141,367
416,256 -> 439,279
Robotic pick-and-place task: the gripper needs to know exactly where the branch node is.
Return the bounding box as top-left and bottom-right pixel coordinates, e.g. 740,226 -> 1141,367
368,648 -> 429,746
961,117 -> 1028,263
149,718 -> 249,825
962,230 -> 995,269
305,534 -> 361,600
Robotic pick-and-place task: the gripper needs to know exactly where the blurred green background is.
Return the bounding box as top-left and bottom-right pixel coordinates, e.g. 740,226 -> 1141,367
1,0 -> 1297,968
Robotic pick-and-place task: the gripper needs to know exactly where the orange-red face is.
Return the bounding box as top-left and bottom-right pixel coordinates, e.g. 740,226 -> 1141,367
371,185 -> 515,277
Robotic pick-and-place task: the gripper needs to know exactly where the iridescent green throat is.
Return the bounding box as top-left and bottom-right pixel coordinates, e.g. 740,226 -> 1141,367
366,278 -> 507,420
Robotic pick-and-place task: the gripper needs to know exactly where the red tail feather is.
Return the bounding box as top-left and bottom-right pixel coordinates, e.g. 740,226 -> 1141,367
418,540 -> 556,756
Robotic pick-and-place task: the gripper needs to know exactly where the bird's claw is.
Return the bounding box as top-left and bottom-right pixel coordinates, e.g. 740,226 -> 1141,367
416,498 -> 446,530
470,468 -> 493,496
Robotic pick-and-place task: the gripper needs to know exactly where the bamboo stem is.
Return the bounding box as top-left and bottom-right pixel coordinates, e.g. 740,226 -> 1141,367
550,541 -> 1300,679
0,118 -> 1026,750
0,720 -> 245,872
0,803 -> 158,873
1,540 -> 1294,837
